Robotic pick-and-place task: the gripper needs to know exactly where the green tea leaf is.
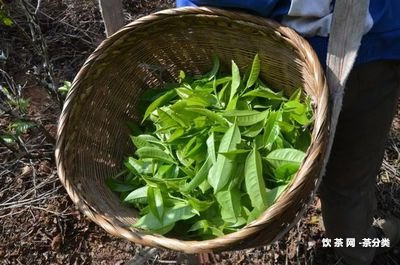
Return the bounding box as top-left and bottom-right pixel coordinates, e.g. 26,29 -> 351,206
226,94 -> 238,110
218,81 -> 230,107
188,216 -> 224,238
263,111 -> 281,149
142,89 -> 177,122
247,206 -> 264,224
187,196 -> 214,212
284,100 -> 306,115
245,145 -> 267,210
246,54 -> 260,89
131,134 -> 162,149
188,220 -> 209,233
207,56 -> 220,81
186,107 -> 229,126
193,116 -> 209,129
206,132 -> 217,164
208,123 -> 241,193
186,95 -> 211,107
236,99 -> 251,110
147,187 -> 164,221
157,108 -> 178,127
265,148 -> 305,168
242,88 -> 285,101
223,110 -> 268,127
176,87 -> 193,99
215,188 -> 241,223
167,165 -> 180,179
209,227 -> 225,237
218,149 -> 250,160
179,70 -> 186,83
176,149 -> 193,169
209,76 -> 232,87
288,88 -> 301,101
284,99 -> 312,125
228,217 -> 247,228
295,129 -> 312,152
136,147 -> 176,164
199,179 -> 212,194
228,162 -> 245,190
230,60 -> 240,102
166,128 -> 185,143
156,164 -> 174,178
124,186 -> 148,202
125,157 -> 153,175
106,178 -> 136,193
166,110 -> 191,128
142,175 -> 187,191
275,163 -> 299,181
266,185 -> 287,207
181,158 -> 212,193
278,121 -> 295,133
184,138 -> 206,160
135,204 -> 196,233
242,119 -> 266,138
292,112 -> 312,126
181,137 -> 197,158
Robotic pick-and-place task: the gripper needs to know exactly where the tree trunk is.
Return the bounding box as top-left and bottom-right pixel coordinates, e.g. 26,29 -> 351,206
98,0 -> 125,37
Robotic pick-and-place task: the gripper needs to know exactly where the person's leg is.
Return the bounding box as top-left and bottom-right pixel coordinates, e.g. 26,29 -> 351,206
319,60 -> 400,265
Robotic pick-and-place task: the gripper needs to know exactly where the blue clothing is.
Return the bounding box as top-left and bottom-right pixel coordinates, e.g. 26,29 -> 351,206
176,0 -> 400,66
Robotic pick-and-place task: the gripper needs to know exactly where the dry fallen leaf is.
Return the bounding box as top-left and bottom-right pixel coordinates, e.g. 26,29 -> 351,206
21,165 -> 32,176
51,234 -> 62,251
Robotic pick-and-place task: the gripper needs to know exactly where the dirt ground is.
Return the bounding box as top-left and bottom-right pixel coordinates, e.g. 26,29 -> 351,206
1,1 -> 400,264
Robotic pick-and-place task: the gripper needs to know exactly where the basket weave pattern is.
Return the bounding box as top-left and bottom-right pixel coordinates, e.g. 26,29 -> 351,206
56,7 -> 329,253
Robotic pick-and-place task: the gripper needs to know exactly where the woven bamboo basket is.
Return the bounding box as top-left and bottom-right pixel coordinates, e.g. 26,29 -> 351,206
56,7 -> 330,253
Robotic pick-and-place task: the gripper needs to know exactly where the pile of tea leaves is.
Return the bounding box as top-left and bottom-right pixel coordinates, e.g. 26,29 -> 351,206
107,54 -> 313,239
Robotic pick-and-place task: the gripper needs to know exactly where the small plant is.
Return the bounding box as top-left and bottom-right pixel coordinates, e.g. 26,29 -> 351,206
0,70 -> 55,152
58,81 -> 71,94
0,1 -> 13,27
108,55 -> 313,239
0,84 -> 36,144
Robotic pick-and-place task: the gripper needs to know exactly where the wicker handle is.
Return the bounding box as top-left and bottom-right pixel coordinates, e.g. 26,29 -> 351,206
323,0 -> 370,173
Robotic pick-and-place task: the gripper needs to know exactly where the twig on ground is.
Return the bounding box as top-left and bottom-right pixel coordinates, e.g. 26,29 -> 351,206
1,172 -> 58,205
0,209 -> 25,219
29,205 -> 74,216
29,159 -> 37,197
34,0 -> 41,15
34,6 -> 100,40
125,247 -> 158,265
0,194 -> 59,211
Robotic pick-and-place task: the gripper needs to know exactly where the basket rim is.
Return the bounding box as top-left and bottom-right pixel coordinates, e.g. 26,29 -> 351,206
55,6 -> 330,253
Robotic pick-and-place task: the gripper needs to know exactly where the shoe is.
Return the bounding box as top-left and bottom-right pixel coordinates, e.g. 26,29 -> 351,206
373,217 -> 400,255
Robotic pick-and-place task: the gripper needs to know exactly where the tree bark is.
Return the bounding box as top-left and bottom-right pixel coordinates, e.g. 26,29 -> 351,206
98,0 -> 125,37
